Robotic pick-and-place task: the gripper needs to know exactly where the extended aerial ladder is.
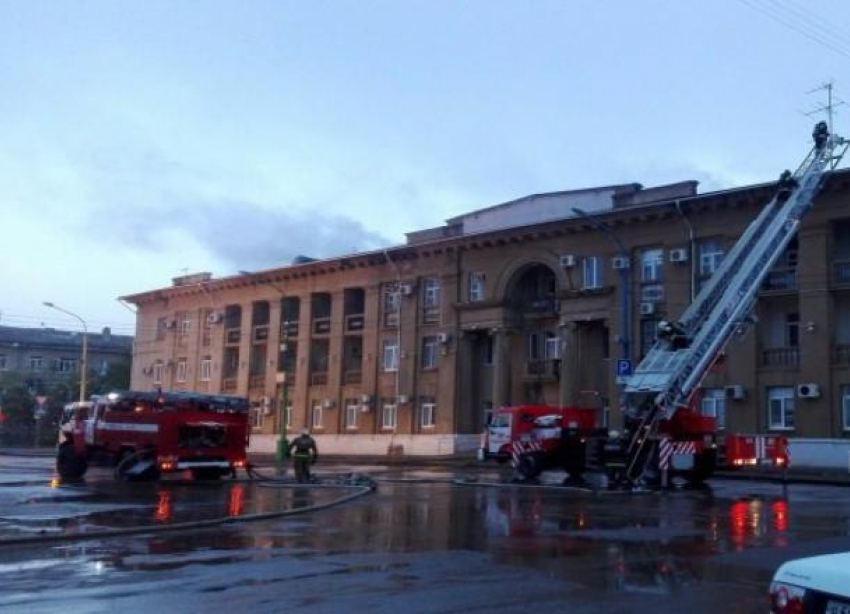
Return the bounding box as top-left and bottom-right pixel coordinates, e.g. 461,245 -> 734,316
622,121 -> 848,485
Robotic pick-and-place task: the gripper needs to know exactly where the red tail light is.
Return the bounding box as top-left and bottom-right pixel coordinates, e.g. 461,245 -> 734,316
769,581 -> 805,613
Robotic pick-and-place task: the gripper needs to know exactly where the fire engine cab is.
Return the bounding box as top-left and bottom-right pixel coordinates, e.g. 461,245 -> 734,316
56,390 -> 250,481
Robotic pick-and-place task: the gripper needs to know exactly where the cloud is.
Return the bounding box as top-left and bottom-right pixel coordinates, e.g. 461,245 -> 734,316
88,197 -> 394,270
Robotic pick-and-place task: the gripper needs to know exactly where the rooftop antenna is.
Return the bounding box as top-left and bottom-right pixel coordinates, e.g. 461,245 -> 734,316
805,81 -> 845,133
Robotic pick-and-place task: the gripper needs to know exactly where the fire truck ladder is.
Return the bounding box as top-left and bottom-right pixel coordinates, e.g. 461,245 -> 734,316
622,123 -> 848,485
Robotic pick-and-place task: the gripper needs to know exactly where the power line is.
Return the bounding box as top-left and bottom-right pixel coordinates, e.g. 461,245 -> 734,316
740,0 -> 850,60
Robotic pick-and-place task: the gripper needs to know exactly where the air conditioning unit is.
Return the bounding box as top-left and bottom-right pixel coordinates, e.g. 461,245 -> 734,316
669,248 -> 689,263
639,302 -> 656,316
397,394 -> 411,404
437,332 -> 450,344
323,399 -> 336,409
612,256 -> 630,270
360,394 -> 372,404
797,383 -> 821,399
142,366 -> 153,376
207,312 -> 223,324
725,385 -> 746,401
559,254 -> 577,268
400,283 -> 415,296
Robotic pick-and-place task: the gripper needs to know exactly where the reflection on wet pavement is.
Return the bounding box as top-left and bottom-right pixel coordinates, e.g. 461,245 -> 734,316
1,460 -> 850,611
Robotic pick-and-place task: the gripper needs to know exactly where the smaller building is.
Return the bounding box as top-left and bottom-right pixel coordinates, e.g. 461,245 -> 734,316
0,325 -> 133,396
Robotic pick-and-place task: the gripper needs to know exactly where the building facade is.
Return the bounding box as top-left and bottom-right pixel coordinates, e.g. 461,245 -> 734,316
122,170 -> 850,456
0,325 -> 133,397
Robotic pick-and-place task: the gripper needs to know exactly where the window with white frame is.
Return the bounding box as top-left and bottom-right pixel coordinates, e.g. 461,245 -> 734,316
582,256 -> 603,290
176,359 -> 188,383
179,315 -> 191,336
420,400 -> 436,428
200,357 -> 212,382
544,333 -> 560,360
421,336 -> 439,370
382,282 -> 400,327
312,403 -> 324,429
640,248 -> 664,282
422,277 -> 441,307
345,400 -> 358,430
54,358 -> 76,373
700,388 -> 726,429
842,386 -> 850,431
768,386 -> 795,430
153,361 -> 164,384
699,239 -> 725,277
468,272 -> 485,302
0,354 -> 6,370
251,404 -> 264,429
382,338 -> 399,372
98,359 -> 109,376
29,356 -> 44,371
382,402 -> 398,429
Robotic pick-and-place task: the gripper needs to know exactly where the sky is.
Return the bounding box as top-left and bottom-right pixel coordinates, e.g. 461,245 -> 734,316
3,0 -> 850,336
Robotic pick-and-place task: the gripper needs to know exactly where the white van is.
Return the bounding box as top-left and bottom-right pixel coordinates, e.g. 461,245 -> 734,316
770,552 -> 850,612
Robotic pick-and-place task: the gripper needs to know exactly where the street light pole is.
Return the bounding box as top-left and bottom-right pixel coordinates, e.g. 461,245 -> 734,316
43,302 -> 88,402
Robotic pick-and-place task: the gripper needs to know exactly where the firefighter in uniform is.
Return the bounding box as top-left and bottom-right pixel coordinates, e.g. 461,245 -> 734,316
290,429 -> 318,483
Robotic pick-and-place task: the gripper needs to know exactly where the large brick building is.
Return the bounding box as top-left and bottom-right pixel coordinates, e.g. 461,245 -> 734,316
122,169 -> 850,456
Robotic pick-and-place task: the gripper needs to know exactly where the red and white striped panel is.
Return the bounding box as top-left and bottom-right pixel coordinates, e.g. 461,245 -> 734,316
658,439 -> 697,470
511,439 -> 543,467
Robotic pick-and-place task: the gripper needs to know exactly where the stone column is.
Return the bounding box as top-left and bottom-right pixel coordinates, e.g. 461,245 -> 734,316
559,321 -> 579,406
491,329 -> 513,408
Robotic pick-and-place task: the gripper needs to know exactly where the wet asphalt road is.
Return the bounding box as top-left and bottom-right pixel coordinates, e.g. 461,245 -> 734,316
1,455 -> 849,613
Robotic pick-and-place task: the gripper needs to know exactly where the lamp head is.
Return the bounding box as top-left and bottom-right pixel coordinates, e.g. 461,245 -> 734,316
43,301 -> 54,307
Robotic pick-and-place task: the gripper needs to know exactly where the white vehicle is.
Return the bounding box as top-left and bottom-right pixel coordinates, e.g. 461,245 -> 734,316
770,552 -> 850,613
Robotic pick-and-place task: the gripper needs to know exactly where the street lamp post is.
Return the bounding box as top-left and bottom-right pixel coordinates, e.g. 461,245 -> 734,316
43,302 -> 88,402
572,209 -> 632,425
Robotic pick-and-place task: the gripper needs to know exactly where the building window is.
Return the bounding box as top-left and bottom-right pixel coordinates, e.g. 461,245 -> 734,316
420,400 -> 436,428
582,256 -> 603,290
699,239 -> 725,277
640,248 -> 664,282
200,357 -> 212,382
312,403 -> 324,429
382,282 -> 400,327
29,356 -> 44,371
640,284 -> 664,303
176,359 -> 188,383
468,272 -> 485,302
842,386 -> 850,431
527,332 -> 541,361
53,358 -> 76,373
544,333 -> 560,360
153,361 -> 164,384
251,404 -> 264,429
179,314 -> 191,336
640,319 -> 658,358
382,339 -> 399,372
98,359 -> 109,376
421,336 -> 439,370
768,386 -> 795,430
345,400 -> 358,430
700,388 -> 726,429
382,402 -> 398,430
422,277 -> 441,324
786,313 -> 800,347
156,317 -> 167,341
0,354 -> 6,371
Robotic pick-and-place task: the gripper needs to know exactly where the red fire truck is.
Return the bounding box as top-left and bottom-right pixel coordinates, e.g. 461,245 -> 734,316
56,390 -> 250,481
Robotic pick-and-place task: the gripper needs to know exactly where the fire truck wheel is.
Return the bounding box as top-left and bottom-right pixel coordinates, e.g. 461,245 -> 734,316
56,441 -> 88,479
191,468 -> 223,481
516,453 -> 543,480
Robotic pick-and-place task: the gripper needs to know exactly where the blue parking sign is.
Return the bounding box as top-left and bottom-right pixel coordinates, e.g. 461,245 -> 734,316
616,359 -> 632,377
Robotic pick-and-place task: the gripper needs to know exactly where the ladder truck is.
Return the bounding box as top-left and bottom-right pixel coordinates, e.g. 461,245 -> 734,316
503,122 -> 846,487
622,120 -> 846,487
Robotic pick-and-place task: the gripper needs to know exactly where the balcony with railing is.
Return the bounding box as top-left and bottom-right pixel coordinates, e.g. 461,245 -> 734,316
312,317 -> 331,335
760,347 -> 799,368
761,267 -> 797,292
833,343 -> 850,365
281,320 -> 299,338
222,377 -> 238,393
310,371 -> 328,386
225,328 -> 241,345
249,375 -> 265,389
524,359 -> 559,379
833,259 -> 850,286
345,314 -> 365,332
252,325 -> 269,343
343,370 -> 362,385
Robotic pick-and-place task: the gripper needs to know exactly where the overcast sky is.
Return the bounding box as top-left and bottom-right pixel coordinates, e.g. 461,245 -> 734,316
3,0 -> 850,335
